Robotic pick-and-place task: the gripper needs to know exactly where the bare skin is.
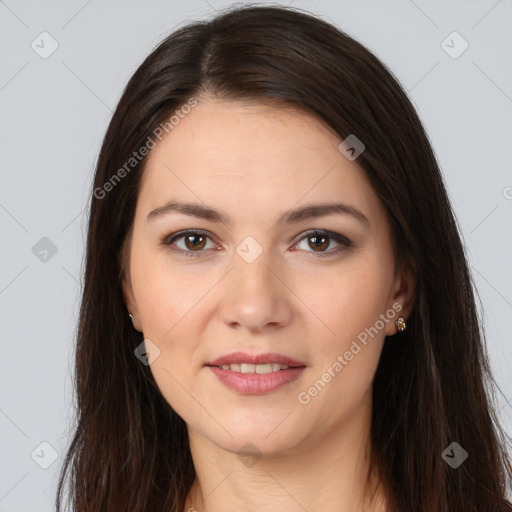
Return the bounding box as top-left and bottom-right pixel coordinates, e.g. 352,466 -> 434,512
122,97 -> 415,512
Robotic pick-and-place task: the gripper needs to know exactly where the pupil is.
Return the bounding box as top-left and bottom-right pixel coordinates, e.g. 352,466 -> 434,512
310,235 -> 328,251
186,234 -> 205,250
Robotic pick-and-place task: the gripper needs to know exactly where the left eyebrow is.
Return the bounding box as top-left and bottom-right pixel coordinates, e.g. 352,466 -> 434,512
146,200 -> 370,227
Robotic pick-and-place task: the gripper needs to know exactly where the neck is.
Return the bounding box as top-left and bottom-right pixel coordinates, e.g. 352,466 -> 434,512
183,391 -> 390,512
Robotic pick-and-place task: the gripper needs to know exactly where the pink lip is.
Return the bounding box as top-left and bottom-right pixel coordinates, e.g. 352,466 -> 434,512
205,351 -> 306,367
207,366 -> 306,394
205,352 -> 307,395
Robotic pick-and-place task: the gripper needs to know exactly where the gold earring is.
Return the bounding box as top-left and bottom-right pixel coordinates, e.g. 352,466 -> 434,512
395,316 -> 406,332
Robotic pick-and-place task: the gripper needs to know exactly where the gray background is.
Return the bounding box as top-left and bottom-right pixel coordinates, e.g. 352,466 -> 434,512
1,0 -> 511,509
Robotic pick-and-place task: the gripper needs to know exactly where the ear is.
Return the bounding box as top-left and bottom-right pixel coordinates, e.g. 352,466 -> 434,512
122,271 -> 143,332
385,257 -> 417,336
120,236 -> 144,333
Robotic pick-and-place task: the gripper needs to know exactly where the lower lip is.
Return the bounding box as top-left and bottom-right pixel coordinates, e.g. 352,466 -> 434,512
207,366 -> 306,394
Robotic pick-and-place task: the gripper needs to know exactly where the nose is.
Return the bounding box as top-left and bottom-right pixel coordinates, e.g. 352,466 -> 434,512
217,246 -> 294,333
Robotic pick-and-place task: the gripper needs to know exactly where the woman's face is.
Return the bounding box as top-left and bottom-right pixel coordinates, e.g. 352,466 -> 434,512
123,98 -> 413,457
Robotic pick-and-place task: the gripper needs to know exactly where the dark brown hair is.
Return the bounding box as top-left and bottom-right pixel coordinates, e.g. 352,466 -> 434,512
56,4 -> 512,511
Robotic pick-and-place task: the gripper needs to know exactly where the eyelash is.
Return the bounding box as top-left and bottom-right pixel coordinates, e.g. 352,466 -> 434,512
160,230 -> 352,259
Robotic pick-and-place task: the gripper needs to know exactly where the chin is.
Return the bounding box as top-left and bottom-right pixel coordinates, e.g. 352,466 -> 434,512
205,418 -> 305,459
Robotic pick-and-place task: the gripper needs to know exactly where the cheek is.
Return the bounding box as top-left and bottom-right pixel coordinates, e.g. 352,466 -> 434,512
131,256 -> 209,422
304,255 -> 393,346
130,246 -> 208,337
295,253 -> 393,403
130,248 -> 212,391
295,274 -> 388,428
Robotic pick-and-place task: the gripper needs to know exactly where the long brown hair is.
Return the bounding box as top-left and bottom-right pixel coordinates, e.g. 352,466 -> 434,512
56,4 -> 512,511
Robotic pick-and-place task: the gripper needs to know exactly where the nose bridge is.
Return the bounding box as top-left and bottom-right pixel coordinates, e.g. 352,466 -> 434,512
231,239 -> 279,300
218,237 -> 292,330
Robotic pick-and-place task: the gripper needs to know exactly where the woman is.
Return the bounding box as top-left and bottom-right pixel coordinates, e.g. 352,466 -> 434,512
56,4 -> 512,511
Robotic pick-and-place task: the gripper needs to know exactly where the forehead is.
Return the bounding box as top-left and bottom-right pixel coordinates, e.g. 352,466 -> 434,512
136,99 -> 384,230
144,99 -> 342,172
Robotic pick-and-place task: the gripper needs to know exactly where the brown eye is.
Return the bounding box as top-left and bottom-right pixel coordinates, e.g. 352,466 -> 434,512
307,234 -> 330,252
183,233 -> 207,251
294,230 -> 352,258
162,230 -> 216,258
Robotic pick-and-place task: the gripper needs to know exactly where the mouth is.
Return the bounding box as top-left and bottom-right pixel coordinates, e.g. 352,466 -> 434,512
205,351 -> 306,370
208,362 -> 298,373
205,352 -> 306,394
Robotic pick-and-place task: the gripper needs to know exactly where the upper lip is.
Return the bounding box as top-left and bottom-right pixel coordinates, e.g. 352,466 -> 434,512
206,352 -> 306,367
